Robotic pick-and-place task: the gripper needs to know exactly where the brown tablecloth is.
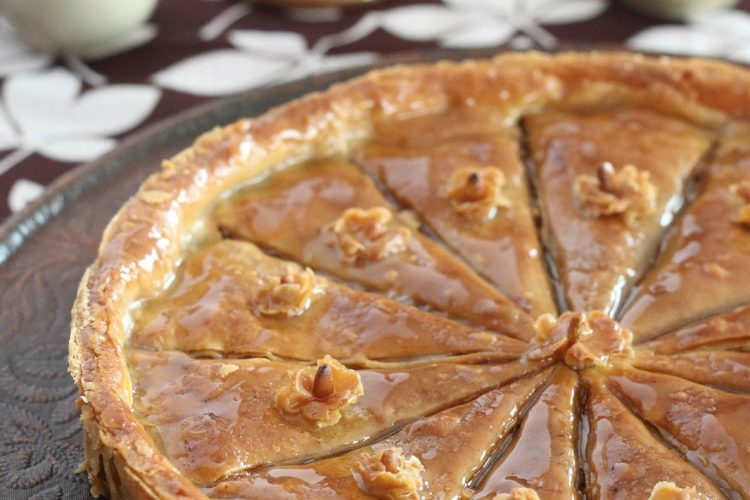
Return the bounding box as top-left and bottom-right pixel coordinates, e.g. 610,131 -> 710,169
1,0 -> 749,222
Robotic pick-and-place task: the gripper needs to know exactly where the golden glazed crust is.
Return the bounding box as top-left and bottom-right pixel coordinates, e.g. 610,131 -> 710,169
69,52 -> 750,499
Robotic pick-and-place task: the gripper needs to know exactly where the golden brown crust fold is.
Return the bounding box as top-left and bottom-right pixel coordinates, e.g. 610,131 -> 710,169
69,52 -> 750,498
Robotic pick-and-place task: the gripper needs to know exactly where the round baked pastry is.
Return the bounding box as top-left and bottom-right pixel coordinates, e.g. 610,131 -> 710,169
69,52 -> 750,499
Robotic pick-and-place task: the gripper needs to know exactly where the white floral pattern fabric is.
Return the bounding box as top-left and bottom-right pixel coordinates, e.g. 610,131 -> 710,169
627,9 -> 750,63
0,0 -> 749,220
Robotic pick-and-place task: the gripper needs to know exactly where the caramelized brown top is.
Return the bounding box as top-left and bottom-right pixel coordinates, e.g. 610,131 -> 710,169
128,107 -> 750,499
605,366 -> 750,493
73,54 -> 750,500
122,103 -> 750,499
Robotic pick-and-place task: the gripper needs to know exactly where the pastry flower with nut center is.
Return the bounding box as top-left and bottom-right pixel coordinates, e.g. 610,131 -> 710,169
275,355 -> 363,427
730,179 -> 750,228
254,265 -> 317,318
357,447 -> 424,500
574,162 -> 657,226
527,310 -> 633,369
328,207 -> 411,264
444,166 -> 511,221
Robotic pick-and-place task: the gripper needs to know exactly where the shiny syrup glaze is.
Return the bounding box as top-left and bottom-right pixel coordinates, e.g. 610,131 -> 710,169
128,349 -> 541,487
122,104 -> 750,499
212,157 -> 534,341
525,108 -> 713,314
583,370 -> 725,500
208,372 -> 548,499
475,367 -> 578,499
358,110 -> 555,318
620,123 -> 750,341
131,239 -> 526,362
633,351 -> 750,393
639,304 -> 750,354
606,366 -> 750,494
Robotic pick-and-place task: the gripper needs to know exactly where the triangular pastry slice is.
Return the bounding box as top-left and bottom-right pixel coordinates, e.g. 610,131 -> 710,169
209,372 -> 548,499
605,365 -> 750,494
525,108 -> 712,313
130,240 -> 526,362
213,157 -> 534,340
640,304 -> 750,354
584,371 -> 724,499
634,351 -> 750,392
358,119 -> 555,317
621,123 -> 750,340
474,367 -> 578,499
128,350 -> 542,487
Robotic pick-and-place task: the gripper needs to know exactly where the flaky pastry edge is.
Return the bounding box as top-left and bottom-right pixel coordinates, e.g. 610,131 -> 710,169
68,51 -> 750,499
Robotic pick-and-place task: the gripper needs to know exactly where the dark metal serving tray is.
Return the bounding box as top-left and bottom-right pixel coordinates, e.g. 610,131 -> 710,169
0,49 -> 503,499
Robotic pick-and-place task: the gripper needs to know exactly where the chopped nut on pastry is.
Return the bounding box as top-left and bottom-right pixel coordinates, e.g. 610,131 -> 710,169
275,356 -> 363,427
357,447 -> 424,500
254,265 -> 317,317
328,207 -> 411,264
730,179 -> 750,227
648,481 -> 700,500
444,166 -> 511,221
573,162 -> 657,226
492,487 -> 541,500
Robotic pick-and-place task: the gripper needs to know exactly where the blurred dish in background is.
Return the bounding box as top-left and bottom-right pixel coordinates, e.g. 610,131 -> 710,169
0,0 -> 157,59
246,0 -> 383,7
622,0 -> 740,20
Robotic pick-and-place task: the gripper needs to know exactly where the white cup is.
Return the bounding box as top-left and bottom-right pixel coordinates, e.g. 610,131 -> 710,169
0,0 -> 158,59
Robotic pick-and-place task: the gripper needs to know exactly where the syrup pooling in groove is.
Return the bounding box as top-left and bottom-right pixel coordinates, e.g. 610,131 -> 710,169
475,367 -> 578,499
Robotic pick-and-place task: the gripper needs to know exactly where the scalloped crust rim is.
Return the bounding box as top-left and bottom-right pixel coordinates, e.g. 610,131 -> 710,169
68,51 -> 750,499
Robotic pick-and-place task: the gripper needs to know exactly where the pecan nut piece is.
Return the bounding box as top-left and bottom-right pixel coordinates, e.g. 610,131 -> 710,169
444,166 -> 511,221
574,162 -> 657,226
254,265 -> 317,318
357,447 -> 424,500
275,355 -> 363,427
328,207 -> 411,264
